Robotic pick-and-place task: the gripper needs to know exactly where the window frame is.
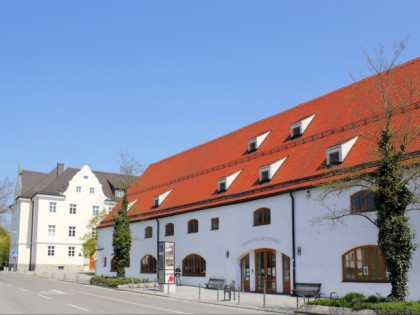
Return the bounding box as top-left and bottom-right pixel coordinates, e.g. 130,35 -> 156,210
187,219 -> 199,234
351,190 -> 376,213
47,245 -> 55,257
211,217 -> 219,231
68,246 -> 75,257
253,208 -> 271,226
342,245 -> 389,283
48,225 -> 56,237
182,254 -> 206,277
92,205 -> 100,216
140,255 -> 157,274
218,179 -> 227,193
165,223 -> 174,236
68,226 -> 76,237
329,151 -> 341,165
145,226 -> 153,239
259,166 -> 271,184
49,202 -> 57,213
90,187 -> 95,194
69,203 -> 77,215
76,186 -> 81,193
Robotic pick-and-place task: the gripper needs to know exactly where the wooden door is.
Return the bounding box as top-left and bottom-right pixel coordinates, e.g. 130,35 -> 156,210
240,255 -> 250,291
255,249 -> 276,293
282,254 -> 291,294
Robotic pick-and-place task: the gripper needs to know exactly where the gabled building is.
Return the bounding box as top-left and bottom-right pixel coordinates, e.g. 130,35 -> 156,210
97,58 -> 420,299
9,163 -> 130,272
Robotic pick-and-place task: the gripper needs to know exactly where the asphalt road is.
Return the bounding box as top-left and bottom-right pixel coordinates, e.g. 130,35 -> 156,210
0,272 -> 265,314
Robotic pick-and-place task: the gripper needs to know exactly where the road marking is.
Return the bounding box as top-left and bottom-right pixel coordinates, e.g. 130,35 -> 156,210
38,294 -> 52,300
51,289 -> 65,294
72,290 -> 189,314
19,288 -> 28,292
67,304 -> 89,312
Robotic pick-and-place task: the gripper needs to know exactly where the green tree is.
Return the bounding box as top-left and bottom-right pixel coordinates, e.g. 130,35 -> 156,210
0,227 -> 10,264
112,193 -> 132,277
313,40 -> 419,301
80,209 -> 108,258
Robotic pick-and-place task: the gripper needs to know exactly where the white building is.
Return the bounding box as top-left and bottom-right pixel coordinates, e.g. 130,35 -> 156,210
9,163 -> 129,272
97,58 -> 420,299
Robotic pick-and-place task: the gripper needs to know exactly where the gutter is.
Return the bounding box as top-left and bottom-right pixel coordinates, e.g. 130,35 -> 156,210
29,198 -> 35,271
156,218 -> 160,277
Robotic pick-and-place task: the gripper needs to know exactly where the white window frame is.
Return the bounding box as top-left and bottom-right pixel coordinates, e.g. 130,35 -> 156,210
83,175 -> 88,180
76,186 -> 81,193
92,206 -> 100,216
48,225 -> 56,237
68,226 -> 76,237
49,202 -> 57,213
68,246 -> 75,257
218,179 -> 227,192
248,131 -> 270,152
259,166 -> 271,183
115,190 -> 124,198
69,203 -> 77,215
90,187 -> 95,194
47,246 -> 55,257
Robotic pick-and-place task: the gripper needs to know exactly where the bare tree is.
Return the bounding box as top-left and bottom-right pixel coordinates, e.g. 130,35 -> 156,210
0,176 -> 13,228
312,40 -> 420,301
117,150 -> 143,192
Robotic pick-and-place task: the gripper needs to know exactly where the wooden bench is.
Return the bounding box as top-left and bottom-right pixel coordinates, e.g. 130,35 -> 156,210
291,283 -> 322,308
204,278 -> 225,289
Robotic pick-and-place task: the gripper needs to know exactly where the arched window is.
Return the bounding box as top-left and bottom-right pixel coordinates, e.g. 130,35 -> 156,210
141,255 -> 157,274
351,191 -> 376,212
145,226 -> 153,238
188,219 -> 199,234
182,254 -> 206,277
165,223 -> 174,236
342,245 -> 389,282
253,208 -> 271,226
110,257 -> 130,272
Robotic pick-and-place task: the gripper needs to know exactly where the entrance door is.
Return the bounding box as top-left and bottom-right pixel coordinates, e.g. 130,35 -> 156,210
89,255 -> 96,270
240,255 -> 250,292
255,249 -> 276,293
282,254 -> 291,294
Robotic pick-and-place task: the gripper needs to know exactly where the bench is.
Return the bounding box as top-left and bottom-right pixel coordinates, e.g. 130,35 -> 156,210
223,280 -> 236,301
204,278 -> 225,289
291,283 -> 322,308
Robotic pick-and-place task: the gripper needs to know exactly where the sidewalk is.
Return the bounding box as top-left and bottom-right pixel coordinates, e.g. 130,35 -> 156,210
118,284 -> 298,314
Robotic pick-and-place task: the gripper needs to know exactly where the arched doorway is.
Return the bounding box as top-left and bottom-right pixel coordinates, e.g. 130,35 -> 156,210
255,249 -> 276,293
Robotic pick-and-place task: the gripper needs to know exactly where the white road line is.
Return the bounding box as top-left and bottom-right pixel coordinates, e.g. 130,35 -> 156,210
67,304 -> 89,312
38,294 -> 52,300
72,290 -> 189,314
19,288 -> 28,292
51,289 -> 65,294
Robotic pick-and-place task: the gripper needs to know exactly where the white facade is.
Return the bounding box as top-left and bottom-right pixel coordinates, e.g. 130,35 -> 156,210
96,186 -> 420,300
10,165 -> 121,272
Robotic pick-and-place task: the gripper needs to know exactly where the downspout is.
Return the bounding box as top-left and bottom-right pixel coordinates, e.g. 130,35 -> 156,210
156,218 -> 160,277
289,192 -> 296,290
29,198 -> 35,271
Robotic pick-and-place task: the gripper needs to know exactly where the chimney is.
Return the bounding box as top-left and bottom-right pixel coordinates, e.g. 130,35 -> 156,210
56,163 -> 64,177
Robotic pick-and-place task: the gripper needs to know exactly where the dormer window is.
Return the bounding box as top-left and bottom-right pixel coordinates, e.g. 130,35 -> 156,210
248,131 -> 270,153
259,157 -> 287,184
153,189 -> 172,208
115,190 -> 124,198
326,136 -> 359,166
218,179 -> 227,193
290,114 -> 316,139
217,170 -> 242,193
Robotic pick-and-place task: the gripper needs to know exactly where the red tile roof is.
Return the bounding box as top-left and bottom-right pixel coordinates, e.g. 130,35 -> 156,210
99,58 -> 420,228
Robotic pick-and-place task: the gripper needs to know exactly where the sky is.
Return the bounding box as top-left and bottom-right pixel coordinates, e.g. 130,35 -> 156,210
1,0 -> 420,186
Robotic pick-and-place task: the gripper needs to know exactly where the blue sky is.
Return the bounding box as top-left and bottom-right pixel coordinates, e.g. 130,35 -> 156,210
1,0 -> 419,183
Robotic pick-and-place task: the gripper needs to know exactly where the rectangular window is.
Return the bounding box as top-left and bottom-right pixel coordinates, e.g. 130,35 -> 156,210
49,202 -> 57,213
115,190 -> 124,198
292,126 -> 301,138
68,246 -> 75,257
218,180 -> 226,193
48,225 -> 56,236
103,257 -> 107,267
329,152 -> 340,165
92,206 -> 100,216
211,218 -> 219,231
248,140 -> 257,152
83,175 -> 88,180
76,186 -> 81,193
90,187 -> 95,194
69,226 -> 76,237
69,204 -> 77,215
48,246 -> 55,256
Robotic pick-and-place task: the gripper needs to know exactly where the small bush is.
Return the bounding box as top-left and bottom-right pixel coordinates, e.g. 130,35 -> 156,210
90,276 -> 141,287
339,292 -> 366,308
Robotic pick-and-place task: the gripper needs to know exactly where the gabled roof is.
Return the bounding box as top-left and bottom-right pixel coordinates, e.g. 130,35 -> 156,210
17,164 -> 130,201
100,58 -> 420,228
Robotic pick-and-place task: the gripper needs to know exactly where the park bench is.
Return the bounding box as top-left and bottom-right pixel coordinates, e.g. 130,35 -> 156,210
223,280 -> 236,301
291,283 -> 322,308
204,278 -> 225,289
